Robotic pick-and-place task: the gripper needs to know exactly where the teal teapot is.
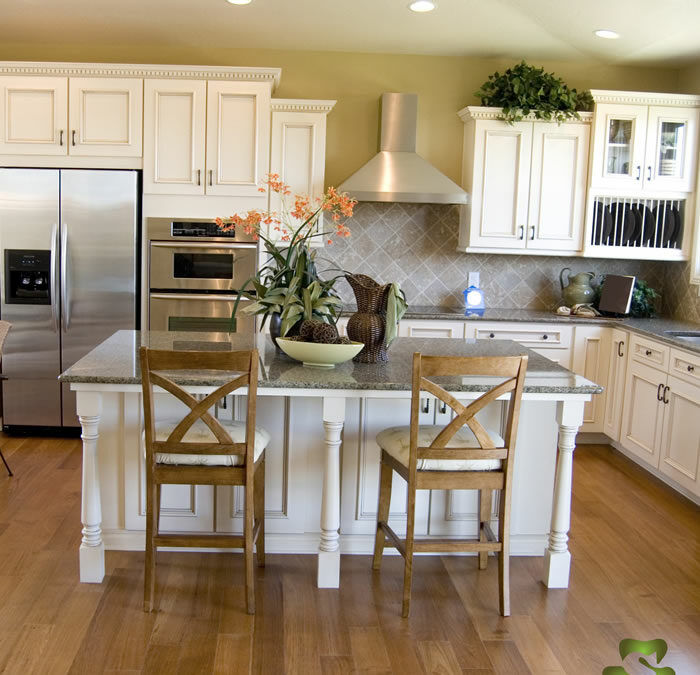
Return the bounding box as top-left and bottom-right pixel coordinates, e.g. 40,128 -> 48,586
560,268 -> 595,307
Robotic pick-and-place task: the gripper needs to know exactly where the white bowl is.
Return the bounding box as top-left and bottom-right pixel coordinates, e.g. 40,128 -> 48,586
276,338 -> 364,368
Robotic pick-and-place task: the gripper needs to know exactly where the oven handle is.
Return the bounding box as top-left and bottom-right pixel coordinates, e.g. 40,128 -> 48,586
150,241 -> 256,250
149,293 -> 250,302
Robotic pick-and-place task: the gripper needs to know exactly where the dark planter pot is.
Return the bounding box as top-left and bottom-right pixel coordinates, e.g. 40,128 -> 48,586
268,312 -> 299,348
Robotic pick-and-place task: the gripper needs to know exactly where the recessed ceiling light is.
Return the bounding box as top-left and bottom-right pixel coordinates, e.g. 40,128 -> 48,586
408,1 -> 436,13
226,0 -> 252,4
594,29 -> 620,39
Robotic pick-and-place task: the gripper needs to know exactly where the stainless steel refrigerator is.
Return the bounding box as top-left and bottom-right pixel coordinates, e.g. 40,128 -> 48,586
0,169 -> 139,430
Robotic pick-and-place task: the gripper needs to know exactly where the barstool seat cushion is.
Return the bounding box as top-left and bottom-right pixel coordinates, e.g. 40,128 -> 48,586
376,425 -> 503,471
153,419 -> 270,466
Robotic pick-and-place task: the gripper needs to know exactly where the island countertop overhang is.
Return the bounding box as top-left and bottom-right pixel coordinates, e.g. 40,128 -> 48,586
59,330 -> 602,396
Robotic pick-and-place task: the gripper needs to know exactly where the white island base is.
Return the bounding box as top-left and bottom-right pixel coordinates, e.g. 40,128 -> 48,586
73,384 -> 585,590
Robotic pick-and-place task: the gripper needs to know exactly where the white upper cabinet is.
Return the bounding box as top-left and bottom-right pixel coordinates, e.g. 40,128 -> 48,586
590,94 -> 700,195
0,75 -> 142,157
457,107 -> 590,255
266,99 -> 335,242
205,81 -> 271,197
0,76 -> 68,155
68,77 -> 143,157
143,79 -> 207,195
144,79 -> 272,196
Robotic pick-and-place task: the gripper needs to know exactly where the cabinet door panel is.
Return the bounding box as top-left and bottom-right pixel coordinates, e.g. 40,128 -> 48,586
68,77 -> 143,157
268,109 -> 327,242
529,122 -> 588,250
0,76 -> 67,155
572,326 -> 610,432
658,376 -> 700,495
399,320 -> 465,339
206,81 -> 271,196
469,121 -> 531,248
143,79 -> 206,194
603,329 -> 629,442
590,103 -> 647,191
644,106 -> 699,193
619,361 -> 665,467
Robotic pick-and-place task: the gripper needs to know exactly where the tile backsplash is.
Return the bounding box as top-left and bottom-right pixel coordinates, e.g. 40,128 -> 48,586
320,202 -> 670,313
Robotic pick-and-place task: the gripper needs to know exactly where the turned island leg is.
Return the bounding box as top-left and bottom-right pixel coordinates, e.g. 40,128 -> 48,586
77,390 -> 105,583
318,396 -> 345,588
543,399 -> 584,588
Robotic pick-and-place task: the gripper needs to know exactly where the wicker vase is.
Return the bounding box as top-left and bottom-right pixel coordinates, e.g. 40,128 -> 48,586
345,274 -> 391,363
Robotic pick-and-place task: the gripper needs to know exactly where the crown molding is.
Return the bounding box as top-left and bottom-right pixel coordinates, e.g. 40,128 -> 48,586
271,99 -> 336,114
457,106 -> 593,124
0,61 -> 282,88
590,89 -> 700,107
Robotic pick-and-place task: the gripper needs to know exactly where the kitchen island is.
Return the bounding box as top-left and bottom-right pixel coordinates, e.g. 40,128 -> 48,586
60,330 -> 601,590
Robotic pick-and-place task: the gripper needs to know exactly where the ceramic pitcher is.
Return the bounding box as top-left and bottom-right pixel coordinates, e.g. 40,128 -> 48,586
560,268 -> 595,307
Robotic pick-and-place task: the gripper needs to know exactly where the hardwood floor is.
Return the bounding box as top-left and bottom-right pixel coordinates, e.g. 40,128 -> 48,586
0,435 -> 698,674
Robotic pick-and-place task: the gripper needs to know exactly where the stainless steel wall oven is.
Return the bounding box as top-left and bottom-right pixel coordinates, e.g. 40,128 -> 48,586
147,218 -> 257,335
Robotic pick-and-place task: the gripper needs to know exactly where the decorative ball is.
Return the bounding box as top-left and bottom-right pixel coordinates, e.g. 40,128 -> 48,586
299,319 -> 321,340
313,322 -> 339,344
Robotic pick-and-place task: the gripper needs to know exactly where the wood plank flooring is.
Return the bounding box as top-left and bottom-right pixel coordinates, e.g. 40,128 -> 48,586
0,435 -> 698,674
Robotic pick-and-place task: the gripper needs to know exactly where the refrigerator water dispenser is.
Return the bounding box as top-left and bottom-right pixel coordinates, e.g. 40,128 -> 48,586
4,250 -> 51,305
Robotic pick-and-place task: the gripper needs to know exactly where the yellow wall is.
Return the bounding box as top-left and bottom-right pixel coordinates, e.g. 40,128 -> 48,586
0,43 -> 681,187
679,61 -> 700,94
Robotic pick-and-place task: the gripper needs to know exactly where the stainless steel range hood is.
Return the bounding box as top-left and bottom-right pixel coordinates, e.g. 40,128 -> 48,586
338,93 -> 467,204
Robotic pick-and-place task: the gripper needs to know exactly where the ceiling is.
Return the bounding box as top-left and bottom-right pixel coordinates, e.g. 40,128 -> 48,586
3,0 -> 700,67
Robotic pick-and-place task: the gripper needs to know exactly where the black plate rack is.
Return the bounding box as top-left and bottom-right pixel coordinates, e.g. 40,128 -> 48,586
590,197 -> 685,249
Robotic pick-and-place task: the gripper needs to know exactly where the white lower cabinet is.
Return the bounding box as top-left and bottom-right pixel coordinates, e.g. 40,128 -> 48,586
571,326 -> 611,432
657,375 -> 700,493
619,336 -> 700,497
603,329 -> 629,441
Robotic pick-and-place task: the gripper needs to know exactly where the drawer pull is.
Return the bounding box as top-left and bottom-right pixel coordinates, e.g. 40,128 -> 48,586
688,365 -> 695,373
645,349 -> 652,356
617,341 -> 624,357
657,383 -> 664,401
518,225 -> 524,240
489,332 -> 495,338
421,399 -> 430,414
439,401 -> 447,414
663,386 -> 670,405
59,129 -> 64,146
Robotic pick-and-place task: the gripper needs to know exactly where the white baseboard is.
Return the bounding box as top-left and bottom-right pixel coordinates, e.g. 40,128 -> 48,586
102,530 -> 547,556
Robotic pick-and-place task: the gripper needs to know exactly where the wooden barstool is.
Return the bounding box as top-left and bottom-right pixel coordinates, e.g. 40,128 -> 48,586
372,352 -> 528,617
140,347 -> 268,614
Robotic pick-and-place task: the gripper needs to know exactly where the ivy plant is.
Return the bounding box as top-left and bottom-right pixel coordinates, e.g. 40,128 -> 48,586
474,60 -> 594,124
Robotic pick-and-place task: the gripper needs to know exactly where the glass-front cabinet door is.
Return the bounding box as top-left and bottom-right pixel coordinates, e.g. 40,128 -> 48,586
591,103 -> 647,190
644,106 -> 699,193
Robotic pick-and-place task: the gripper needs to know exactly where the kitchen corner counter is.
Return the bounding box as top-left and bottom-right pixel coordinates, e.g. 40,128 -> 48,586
369,305 -> 700,355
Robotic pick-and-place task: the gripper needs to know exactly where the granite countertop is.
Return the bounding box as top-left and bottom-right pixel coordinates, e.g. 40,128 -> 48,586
359,305 -> 700,354
59,330 -> 601,395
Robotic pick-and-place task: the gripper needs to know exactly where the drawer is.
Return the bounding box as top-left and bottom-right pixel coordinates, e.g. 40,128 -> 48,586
470,322 -> 572,349
399,320 -> 466,339
669,348 -> 700,386
629,334 -> 669,371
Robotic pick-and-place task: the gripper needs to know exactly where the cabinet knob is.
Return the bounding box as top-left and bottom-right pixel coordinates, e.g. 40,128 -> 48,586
688,364 -> 695,372
542,334 -> 548,340
645,349 -> 652,356
489,332 -> 495,338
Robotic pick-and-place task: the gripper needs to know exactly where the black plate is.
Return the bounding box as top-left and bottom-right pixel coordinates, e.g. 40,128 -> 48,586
610,203 -> 636,245
628,206 -> 642,245
638,205 -> 656,245
593,202 -> 613,243
669,206 -> 682,246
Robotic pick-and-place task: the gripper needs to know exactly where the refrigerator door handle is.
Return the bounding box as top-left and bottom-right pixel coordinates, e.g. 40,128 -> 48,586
61,224 -> 70,331
50,223 -> 60,333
